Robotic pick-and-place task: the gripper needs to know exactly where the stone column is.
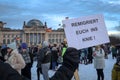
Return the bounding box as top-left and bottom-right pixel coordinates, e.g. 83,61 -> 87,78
24,33 -> 26,42
37,32 -> 38,44
29,33 -> 30,46
33,33 -> 34,45
41,33 -> 42,43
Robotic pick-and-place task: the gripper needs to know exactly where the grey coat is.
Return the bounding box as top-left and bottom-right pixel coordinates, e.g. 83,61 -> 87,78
93,48 -> 105,69
4,49 -> 26,74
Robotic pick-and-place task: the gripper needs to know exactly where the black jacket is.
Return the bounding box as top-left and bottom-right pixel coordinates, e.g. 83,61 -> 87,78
51,50 -> 58,62
50,65 -> 74,80
37,47 -> 51,68
0,61 -> 22,80
50,47 -> 80,80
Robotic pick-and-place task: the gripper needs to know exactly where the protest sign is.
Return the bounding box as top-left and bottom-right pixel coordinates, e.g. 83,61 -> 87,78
62,14 -> 110,49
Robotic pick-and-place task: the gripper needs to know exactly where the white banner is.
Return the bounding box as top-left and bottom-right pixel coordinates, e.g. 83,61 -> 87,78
62,14 -> 110,49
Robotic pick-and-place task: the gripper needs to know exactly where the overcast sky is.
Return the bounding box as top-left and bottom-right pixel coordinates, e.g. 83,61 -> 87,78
0,0 -> 120,31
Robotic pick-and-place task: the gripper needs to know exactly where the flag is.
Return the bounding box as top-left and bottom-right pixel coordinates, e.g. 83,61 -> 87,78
16,37 -> 21,40
46,28 -> 52,32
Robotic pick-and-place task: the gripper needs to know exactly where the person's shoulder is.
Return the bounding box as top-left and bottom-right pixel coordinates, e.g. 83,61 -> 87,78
0,61 -> 22,80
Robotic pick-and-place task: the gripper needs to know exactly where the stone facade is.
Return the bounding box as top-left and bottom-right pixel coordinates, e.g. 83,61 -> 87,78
0,19 -> 65,46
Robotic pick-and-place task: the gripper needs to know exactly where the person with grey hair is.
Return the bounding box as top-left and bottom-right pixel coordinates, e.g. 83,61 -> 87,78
37,41 -> 51,80
4,42 -> 26,75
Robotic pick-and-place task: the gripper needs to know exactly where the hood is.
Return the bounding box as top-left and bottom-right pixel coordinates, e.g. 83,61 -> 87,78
7,42 -> 17,50
42,41 -> 49,48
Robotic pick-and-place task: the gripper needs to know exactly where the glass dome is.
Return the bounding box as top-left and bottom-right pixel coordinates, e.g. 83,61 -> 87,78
27,19 -> 43,27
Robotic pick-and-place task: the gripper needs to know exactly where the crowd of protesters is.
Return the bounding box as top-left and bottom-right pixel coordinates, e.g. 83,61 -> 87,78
0,40 -> 79,80
0,40 -> 120,80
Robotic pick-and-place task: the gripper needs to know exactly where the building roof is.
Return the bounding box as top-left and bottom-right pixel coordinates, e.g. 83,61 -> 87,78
27,19 -> 44,27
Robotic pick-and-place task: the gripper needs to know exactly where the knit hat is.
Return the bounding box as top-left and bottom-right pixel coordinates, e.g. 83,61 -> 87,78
42,41 -> 49,48
7,42 -> 17,50
1,44 -> 7,49
21,43 -> 28,49
63,47 -> 80,63
62,47 -> 80,72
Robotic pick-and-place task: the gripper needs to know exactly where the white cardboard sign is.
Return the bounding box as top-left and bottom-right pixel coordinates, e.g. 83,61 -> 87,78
62,14 -> 110,49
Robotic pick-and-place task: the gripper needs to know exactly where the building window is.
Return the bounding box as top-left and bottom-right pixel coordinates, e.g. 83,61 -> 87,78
52,34 -> 55,38
37,33 -> 40,44
56,39 -> 58,43
61,34 -> 63,38
20,39 -> 22,43
48,39 -> 51,43
3,34 -> 6,38
52,39 -> 54,43
49,34 -> 51,38
8,34 -> 10,38
7,39 -> 10,44
26,33 -> 29,44
3,39 -> 6,44
12,34 -> 14,37
59,39 -> 61,43
56,34 -> 58,38
63,34 -> 64,38
30,33 -> 33,43
11,39 -> 14,42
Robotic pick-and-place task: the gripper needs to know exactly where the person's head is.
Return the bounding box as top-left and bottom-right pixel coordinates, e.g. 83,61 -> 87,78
21,43 -> 28,51
42,41 -> 49,48
7,42 -> 17,53
53,43 -> 57,47
63,38 -> 67,44
63,47 -> 80,64
7,47 -> 12,53
37,43 -> 42,49
1,44 -> 7,49
95,45 -> 101,50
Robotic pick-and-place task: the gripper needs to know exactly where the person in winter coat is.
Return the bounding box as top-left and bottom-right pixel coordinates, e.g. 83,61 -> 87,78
20,43 -> 33,80
93,45 -> 105,80
87,47 -> 93,64
61,42 -> 80,80
50,47 -> 80,80
80,48 -> 88,64
51,43 -> 58,70
37,41 -> 51,80
36,43 -> 42,80
0,60 -> 22,80
61,43 -> 67,57
111,45 -> 117,59
4,42 -> 26,74
0,44 -> 7,62
0,50 -> 5,62
112,56 -> 120,80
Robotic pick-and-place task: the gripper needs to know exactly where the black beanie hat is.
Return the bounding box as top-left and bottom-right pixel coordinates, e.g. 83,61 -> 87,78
63,47 -> 80,64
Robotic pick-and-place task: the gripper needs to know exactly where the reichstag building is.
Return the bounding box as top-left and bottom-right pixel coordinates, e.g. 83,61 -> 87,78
0,19 -> 65,46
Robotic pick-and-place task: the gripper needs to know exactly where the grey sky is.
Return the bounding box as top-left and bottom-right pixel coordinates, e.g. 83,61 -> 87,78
0,0 -> 120,31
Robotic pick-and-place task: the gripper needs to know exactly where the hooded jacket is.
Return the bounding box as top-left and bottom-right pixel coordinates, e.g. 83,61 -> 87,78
5,49 -> 25,74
